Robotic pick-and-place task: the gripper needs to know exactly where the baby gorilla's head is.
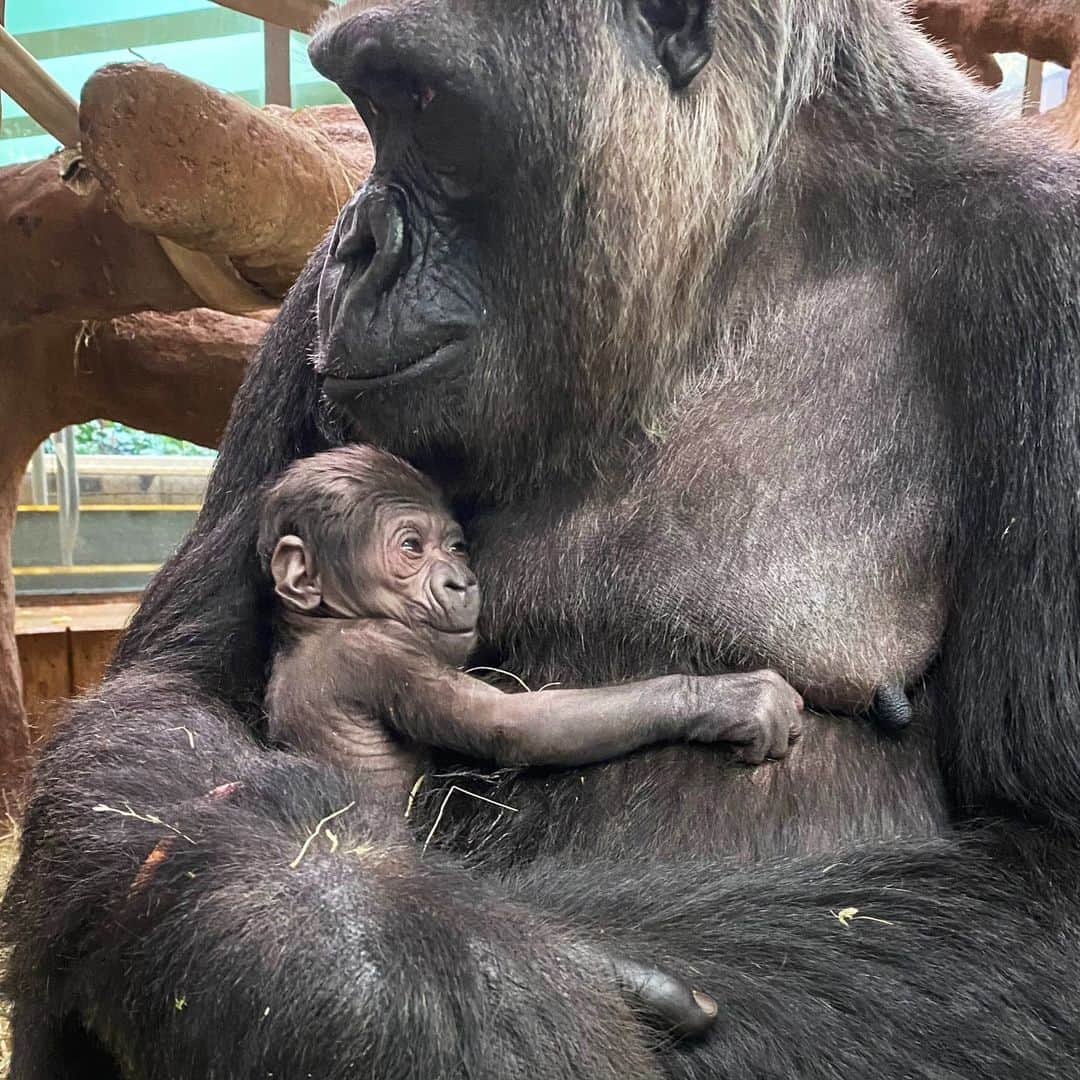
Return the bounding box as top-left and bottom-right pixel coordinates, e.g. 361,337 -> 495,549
258,445 -> 479,662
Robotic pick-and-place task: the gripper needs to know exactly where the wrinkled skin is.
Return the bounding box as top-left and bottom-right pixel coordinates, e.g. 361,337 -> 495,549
263,445 -> 480,662
263,444 -> 802,823
6,1 -> 1080,1078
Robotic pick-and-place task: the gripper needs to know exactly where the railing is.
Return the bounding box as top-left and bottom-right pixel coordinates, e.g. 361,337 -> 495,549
14,455 -> 213,596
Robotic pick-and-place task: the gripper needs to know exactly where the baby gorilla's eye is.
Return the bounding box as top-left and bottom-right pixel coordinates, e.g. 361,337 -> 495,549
401,535 -> 423,555
449,540 -> 469,557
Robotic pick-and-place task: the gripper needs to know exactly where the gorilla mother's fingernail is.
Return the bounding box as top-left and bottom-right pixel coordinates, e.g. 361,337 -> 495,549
692,989 -> 718,1017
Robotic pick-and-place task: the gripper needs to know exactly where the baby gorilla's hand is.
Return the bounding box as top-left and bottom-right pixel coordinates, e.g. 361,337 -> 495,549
687,669 -> 804,764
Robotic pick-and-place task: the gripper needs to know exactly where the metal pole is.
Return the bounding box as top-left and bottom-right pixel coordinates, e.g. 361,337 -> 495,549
264,21 -> 292,106
54,428 -> 80,568
1022,58 -> 1044,118
29,444 -> 47,506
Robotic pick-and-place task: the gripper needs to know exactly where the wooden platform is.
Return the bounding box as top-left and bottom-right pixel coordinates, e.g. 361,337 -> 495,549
15,599 -> 138,742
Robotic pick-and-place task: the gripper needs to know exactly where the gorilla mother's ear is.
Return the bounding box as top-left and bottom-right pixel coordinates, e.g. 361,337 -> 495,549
270,536 -> 323,613
624,0 -> 712,90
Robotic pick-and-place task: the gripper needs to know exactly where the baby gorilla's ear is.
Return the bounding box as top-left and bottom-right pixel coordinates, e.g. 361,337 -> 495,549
270,535 -> 323,612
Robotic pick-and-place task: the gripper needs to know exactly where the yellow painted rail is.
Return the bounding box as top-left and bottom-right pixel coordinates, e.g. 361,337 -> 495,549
18,504 -> 203,513
14,564 -> 162,576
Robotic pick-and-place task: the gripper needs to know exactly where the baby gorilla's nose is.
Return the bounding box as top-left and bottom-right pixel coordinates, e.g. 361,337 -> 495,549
430,562 -> 480,628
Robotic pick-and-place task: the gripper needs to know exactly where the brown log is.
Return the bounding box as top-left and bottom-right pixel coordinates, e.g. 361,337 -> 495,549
0,309 -> 263,802
80,64 -> 372,296
1041,74 -> 1080,148
0,34 -> 275,315
0,154 -> 202,332
0,462 -> 29,808
914,1 -> 1080,149
73,310 -> 262,446
211,0 -> 334,33
940,40 -> 1003,88
914,1 -> 1078,70
0,312 -> 262,444
0,102 -> 369,331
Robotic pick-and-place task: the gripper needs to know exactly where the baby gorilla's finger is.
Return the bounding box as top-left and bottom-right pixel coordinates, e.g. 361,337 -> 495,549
611,957 -> 718,1037
735,737 -> 769,765
789,710 -> 805,742
767,728 -> 792,759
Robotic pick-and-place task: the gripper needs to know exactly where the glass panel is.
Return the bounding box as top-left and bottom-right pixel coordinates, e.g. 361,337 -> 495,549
991,55 -> 1070,113
14,435 -> 214,598
4,3 -> 347,597
1,1 -> 346,164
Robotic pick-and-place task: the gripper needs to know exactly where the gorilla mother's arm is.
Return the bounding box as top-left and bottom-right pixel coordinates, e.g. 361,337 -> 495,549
2,672 -> 711,1077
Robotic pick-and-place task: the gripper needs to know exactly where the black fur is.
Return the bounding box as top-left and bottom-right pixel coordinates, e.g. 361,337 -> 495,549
5,0 -> 1080,1076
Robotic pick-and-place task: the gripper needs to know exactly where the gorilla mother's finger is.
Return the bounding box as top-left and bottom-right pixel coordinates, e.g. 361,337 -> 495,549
610,957 -> 718,1037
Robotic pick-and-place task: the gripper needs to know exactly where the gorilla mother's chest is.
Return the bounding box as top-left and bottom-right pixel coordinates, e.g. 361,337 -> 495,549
475,382 -> 948,706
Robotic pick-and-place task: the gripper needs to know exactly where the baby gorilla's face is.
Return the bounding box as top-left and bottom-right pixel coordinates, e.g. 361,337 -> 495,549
350,502 -> 480,664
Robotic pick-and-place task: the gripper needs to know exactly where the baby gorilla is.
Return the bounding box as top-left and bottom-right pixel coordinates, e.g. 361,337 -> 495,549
259,445 -> 803,805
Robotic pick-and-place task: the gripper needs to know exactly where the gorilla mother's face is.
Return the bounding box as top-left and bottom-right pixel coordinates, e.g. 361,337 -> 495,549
308,0 -> 717,472
311,2 -> 513,397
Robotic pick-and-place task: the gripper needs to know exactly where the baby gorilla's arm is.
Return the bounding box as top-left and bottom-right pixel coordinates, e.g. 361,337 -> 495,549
389,663 -> 805,768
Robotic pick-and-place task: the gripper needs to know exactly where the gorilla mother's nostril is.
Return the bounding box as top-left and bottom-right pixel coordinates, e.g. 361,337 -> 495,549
334,205 -> 376,269
331,188 -> 407,295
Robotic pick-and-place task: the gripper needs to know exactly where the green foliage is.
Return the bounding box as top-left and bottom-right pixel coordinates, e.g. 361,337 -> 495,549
45,421 -> 216,457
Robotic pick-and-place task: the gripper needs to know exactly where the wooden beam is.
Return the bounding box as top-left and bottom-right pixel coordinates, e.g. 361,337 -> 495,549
1022,58 -> 1045,117
914,1 -> 1078,69
0,34 -> 273,313
0,102 -> 369,330
0,23 -> 80,148
264,21 -> 293,106
211,0 -> 334,34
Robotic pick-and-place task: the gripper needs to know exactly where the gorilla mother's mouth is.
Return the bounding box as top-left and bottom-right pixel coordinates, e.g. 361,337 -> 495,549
322,337 -> 469,399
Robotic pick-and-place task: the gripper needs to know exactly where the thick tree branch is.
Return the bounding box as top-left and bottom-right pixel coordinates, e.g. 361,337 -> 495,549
74,310 -> 263,446
940,40 -> 1003,88
79,65 -> 371,297
914,0 -> 1079,68
0,155 -> 201,332
0,103 -> 369,331
914,0 -> 1080,148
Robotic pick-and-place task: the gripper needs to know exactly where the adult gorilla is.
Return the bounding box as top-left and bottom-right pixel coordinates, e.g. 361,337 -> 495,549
6,0 -> 1080,1075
